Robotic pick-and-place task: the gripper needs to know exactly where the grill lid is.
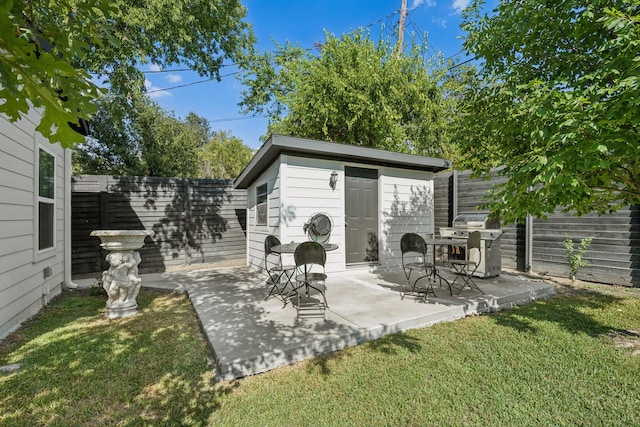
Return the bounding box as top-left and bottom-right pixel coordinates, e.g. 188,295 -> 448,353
452,213 -> 500,230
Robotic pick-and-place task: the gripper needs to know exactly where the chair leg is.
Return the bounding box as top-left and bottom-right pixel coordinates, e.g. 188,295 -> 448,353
264,271 -> 282,300
265,270 -> 296,304
294,281 -> 326,320
451,264 -> 483,294
402,269 -> 436,299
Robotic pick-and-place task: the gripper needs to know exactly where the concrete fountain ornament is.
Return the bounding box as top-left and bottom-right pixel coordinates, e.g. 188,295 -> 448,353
90,230 -> 154,319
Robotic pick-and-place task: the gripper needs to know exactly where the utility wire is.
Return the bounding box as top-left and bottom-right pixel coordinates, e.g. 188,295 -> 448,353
208,115 -> 268,123
447,56 -> 476,71
143,63 -> 237,73
144,71 -> 241,94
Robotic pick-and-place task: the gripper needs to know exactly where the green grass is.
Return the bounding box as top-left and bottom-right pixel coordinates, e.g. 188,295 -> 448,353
1,285 -> 639,426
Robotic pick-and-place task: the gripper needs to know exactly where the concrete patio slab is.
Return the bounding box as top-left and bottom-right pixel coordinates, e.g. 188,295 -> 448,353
75,266 -> 555,381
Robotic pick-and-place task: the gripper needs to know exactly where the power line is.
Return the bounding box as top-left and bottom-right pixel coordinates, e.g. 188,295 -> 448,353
144,71 -> 241,94
208,115 -> 267,123
444,49 -> 465,61
142,63 -> 237,74
447,56 -> 476,71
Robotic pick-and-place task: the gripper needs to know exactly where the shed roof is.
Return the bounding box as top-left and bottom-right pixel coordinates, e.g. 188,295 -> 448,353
233,134 -> 452,189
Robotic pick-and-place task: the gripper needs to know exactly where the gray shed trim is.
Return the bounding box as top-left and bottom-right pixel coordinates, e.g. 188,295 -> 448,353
233,134 -> 452,189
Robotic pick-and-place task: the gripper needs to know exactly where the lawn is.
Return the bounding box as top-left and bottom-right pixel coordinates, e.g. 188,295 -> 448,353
1,283 -> 639,426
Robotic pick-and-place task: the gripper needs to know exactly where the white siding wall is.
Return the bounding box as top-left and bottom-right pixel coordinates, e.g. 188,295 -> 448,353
0,111 -> 66,341
246,160 -> 281,271
379,167 -> 434,268
280,155 -> 345,272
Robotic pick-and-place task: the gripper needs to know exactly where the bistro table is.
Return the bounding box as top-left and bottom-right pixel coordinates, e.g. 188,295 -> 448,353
271,242 -> 339,254
424,237 -> 467,296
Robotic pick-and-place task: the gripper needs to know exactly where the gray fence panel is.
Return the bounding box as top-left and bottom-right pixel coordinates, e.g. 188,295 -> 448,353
532,207 -> 639,286
453,171 -> 522,271
434,171 -> 453,231
435,169 -> 639,286
71,175 -> 247,276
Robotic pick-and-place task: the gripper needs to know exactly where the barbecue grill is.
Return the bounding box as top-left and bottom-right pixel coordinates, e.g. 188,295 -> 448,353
439,213 -> 502,277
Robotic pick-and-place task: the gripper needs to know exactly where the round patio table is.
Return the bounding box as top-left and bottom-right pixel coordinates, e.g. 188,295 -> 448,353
271,242 -> 338,254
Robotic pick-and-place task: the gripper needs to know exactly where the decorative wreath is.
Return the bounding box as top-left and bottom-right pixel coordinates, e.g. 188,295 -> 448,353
304,212 -> 333,243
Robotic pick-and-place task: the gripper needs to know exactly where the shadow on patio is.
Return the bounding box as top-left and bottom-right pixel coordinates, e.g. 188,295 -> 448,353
110,266 -> 555,381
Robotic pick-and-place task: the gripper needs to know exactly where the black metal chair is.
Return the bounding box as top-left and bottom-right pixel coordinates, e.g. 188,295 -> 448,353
400,233 -> 436,299
449,231 -> 484,294
293,241 -> 328,319
264,235 -> 296,302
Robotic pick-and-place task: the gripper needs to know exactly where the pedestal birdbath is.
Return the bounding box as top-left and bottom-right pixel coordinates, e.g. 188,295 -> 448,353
90,230 -> 154,319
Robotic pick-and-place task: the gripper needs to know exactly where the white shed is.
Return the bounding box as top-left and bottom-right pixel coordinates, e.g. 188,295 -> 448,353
0,110 -> 77,341
233,135 -> 451,273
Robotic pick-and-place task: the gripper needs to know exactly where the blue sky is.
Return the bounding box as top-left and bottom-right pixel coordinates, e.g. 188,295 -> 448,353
143,0 -> 497,150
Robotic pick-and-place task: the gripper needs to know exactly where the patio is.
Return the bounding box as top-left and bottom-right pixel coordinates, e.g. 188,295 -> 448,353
76,266 -> 555,381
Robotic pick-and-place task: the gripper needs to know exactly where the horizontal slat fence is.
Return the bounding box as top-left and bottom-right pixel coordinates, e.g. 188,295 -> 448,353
433,171 -> 452,232
532,207 -> 639,286
435,169 -> 639,287
442,170 -> 524,271
72,175 -> 247,276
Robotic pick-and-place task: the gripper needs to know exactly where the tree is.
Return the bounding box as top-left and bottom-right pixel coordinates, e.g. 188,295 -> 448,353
1,0 -> 113,146
240,30 -> 452,158
72,92 -> 144,175
200,130 -> 254,179
74,94 -> 253,178
1,0 -> 254,147
185,112 -> 212,147
74,93 -> 202,178
458,0 -> 640,223
136,100 -> 202,178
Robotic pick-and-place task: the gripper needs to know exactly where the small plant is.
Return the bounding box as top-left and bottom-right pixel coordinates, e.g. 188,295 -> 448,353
563,234 -> 593,282
89,274 -> 107,297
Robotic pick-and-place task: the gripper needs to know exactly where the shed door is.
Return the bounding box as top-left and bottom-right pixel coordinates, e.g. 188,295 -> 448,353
345,167 -> 378,264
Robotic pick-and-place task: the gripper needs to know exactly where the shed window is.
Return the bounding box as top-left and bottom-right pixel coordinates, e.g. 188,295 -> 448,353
38,148 -> 55,250
256,183 -> 268,226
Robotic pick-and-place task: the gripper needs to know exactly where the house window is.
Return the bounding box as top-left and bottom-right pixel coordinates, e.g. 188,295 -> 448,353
256,183 -> 268,226
38,148 -> 55,250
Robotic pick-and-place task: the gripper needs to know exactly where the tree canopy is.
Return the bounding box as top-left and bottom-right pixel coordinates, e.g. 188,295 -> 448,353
200,130 -> 254,179
1,0 -> 254,147
73,92 -> 253,179
1,0 -> 113,146
457,0 -> 640,222
73,92 -> 201,177
240,30 -> 454,158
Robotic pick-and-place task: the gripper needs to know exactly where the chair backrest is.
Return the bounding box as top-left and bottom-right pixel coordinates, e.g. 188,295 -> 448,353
467,231 -> 481,263
294,241 -> 327,268
264,235 -> 281,255
400,233 -> 427,256
264,235 -> 282,271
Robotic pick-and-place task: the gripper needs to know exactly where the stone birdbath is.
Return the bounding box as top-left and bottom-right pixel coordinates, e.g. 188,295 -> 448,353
90,229 -> 154,319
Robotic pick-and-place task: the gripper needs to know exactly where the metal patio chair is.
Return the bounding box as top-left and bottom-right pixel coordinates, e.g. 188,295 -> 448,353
449,231 -> 484,294
293,241 -> 328,319
264,235 -> 296,302
400,233 -> 436,299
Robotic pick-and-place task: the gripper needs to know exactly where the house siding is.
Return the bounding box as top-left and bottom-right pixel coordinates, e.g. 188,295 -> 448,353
246,160 -> 281,271
0,110 -> 66,341
281,155 -> 345,272
380,167 -> 434,267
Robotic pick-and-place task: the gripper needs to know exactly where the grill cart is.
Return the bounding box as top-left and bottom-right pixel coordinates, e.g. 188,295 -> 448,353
440,213 -> 503,277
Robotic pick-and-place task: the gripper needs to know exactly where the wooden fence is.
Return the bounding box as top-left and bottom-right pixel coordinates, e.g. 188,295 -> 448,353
435,170 -> 639,287
72,175 -> 247,276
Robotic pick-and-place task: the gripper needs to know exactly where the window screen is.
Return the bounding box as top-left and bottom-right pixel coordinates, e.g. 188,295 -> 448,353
38,148 -> 55,250
256,183 -> 267,226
